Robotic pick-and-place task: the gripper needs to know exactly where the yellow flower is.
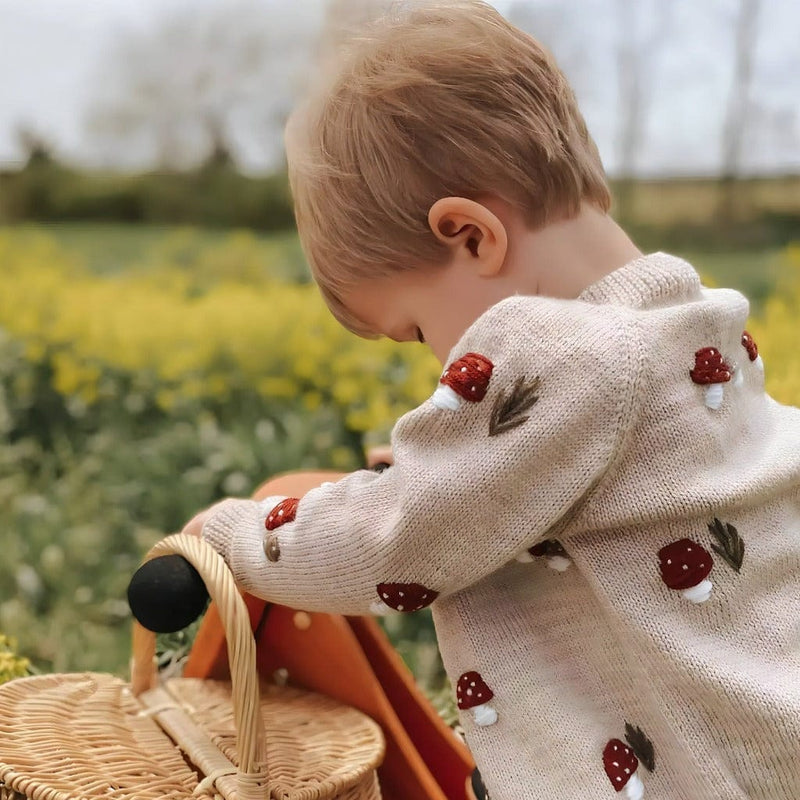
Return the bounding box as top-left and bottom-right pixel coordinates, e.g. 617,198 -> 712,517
6,228 -> 793,442
0,634 -> 30,684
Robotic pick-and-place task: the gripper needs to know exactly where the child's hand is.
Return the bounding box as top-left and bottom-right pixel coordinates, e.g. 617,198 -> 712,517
181,509 -> 208,538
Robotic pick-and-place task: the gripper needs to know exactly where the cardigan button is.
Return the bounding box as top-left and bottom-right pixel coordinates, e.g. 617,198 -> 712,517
263,533 -> 280,562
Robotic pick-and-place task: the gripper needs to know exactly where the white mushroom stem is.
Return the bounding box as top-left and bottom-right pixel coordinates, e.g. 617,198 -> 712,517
680,578 -> 713,604
547,555 -> 571,572
704,384 -> 724,410
623,773 -> 644,800
471,703 -> 498,727
754,354 -> 764,372
732,367 -> 744,388
432,384 -> 462,411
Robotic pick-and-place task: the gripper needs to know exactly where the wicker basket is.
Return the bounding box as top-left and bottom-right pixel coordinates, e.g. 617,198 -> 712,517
0,534 -> 385,800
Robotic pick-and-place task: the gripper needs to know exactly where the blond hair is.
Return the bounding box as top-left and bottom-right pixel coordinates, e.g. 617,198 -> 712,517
286,0 -> 610,337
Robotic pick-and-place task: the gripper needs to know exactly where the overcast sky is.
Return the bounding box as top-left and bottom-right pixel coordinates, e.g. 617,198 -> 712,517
0,0 -> 797,177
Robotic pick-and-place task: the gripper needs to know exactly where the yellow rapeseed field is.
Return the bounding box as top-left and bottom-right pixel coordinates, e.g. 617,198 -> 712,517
1,231 -> 797,419
0,634 -> 29,684
0,229 -> 797,677
0,231 -> 442,445
747,243 -> 800,406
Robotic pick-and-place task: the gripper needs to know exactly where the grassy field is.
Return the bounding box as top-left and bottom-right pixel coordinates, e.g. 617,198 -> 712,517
4,222 -> 309,281
0,221 -> 797,686
3,221 -> 795,311
676,248 -> 795,310
614,175 -> 800,226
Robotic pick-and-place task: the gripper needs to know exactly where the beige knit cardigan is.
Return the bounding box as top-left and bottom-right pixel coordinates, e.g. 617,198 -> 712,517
203,253 -> 800,800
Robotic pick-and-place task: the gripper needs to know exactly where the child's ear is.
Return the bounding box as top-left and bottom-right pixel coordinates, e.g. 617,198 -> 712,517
428,197 -> 508,277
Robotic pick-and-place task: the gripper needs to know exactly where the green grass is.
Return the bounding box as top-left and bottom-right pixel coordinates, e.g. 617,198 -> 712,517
0,221 -> 794,682
613,175 -> 800,226
3,222 -> 791,314
2,222 -> 310,282
12,222 -> 198,273
675,248 -> 792,313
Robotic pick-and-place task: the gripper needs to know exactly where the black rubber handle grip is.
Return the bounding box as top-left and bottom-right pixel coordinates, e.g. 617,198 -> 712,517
127,554 -> 210,633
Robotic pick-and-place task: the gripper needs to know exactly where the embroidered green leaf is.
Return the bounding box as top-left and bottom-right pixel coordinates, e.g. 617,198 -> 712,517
624,722 -> 656,772
708,518 -> 745,573
489,375 -> 540,436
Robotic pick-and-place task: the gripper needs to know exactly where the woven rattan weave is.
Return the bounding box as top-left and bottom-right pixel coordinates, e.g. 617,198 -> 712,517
0,534 -> 384,800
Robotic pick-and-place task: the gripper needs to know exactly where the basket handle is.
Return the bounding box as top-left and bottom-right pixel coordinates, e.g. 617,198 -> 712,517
130,533 -> 267,798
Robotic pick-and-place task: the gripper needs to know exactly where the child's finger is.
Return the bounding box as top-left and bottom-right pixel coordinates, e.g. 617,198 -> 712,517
181,509 -> 208,538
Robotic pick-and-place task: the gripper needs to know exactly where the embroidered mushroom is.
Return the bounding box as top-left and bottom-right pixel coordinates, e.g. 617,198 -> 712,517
603,739 -> 644,799
456,671 -> 498,726
741,331 -> 763,371
370,582 -> 439,614
690,347 -> 731,410
265,498 -> 299,530
733,331 -> 761,386
515,539 -> 571,571
432,352 -> 494,411
658,538 -> 714,603
263,497 -> 299,562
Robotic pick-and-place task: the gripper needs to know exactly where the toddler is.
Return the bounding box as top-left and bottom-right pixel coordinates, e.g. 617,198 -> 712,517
186,2 -> 800,797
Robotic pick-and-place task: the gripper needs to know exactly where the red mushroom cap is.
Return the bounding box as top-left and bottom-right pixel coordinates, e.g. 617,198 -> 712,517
741,331 -> 759,362
265,498 -> 299,530
456,671 -> 494,710
375,582 -> 438,612
689,347 -> 731,386
603,739 -> 639,792
658,538 -> 713,590
440,352 -> 494,402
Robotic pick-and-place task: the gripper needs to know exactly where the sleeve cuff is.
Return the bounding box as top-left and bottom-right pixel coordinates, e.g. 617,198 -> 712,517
201,497 -> 281,590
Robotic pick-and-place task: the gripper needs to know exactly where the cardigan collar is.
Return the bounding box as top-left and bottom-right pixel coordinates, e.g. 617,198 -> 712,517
578,252 -> 703,309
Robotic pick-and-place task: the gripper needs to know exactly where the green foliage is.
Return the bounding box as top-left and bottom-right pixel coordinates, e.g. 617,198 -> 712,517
0,225 -> 797,696
0,226 -> 440,679
0,634 -> 30,684
674,247 -> 793,313
3,223 -> 309,282
4,155 -> 800,251
612,175 -> 800,252
0,323 -> 374,674
0,160 -> 295,232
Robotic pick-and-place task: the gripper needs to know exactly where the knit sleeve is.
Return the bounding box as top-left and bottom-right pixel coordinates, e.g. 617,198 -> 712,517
201,295 -> 641,615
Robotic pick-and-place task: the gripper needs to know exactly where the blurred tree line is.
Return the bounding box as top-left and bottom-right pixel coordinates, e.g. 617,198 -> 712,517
2,140 -> 798,251
0,139 -> 294,231
1,0 -> 797,247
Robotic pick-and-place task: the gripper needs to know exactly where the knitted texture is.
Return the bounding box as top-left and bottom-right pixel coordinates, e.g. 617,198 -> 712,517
203,253 -> 800,799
